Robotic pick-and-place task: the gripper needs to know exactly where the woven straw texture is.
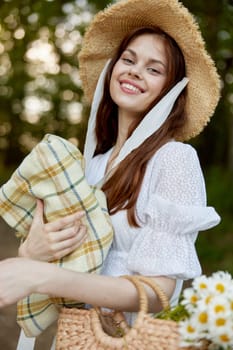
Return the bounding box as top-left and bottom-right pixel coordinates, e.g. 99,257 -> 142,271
0,134 -> 113,336
56,276 -> 209,350
79,0 -> 221,141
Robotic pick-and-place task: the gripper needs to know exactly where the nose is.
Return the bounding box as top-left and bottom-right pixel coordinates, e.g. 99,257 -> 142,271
129,65 -> 142,79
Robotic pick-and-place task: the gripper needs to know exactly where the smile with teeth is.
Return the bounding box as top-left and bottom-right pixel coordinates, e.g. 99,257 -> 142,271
121,82 -> 143,93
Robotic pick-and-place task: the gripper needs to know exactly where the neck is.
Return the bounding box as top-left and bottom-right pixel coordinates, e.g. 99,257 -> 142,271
105,113 -> 131,174
116,110 -> 138,150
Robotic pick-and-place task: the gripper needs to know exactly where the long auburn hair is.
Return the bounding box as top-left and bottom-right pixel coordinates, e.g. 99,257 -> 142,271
94,27 -> 187,226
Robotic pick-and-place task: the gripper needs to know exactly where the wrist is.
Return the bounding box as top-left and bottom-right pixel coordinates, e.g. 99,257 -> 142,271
36,263 -> 60,295
18,241 -> 29,257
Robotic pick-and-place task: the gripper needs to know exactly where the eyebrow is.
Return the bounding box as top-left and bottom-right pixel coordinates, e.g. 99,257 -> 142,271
124,48 -> 167,68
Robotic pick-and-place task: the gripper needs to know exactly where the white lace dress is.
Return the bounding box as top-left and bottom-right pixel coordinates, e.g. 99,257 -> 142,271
17,141 -> 220,349
86,141 -> 220,306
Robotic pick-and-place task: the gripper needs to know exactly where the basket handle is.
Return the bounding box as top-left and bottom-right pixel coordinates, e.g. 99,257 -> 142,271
122,275 -> 170,313
91,275 -> 171,346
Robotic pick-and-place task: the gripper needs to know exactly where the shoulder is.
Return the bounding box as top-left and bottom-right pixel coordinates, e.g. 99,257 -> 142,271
156,140 -> 198,158
150,141 -> 200,169
138,141 -> 206,210
142,140 -> 204,195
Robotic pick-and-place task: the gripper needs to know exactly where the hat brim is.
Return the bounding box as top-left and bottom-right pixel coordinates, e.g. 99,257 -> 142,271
79,0 -> 221,141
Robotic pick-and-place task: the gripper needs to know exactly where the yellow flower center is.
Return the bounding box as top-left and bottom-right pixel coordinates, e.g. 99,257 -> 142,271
216,283 -> 225,293
187,325 -> 195,333
199,283 -> 207,289
198,312 -> 208,324
220,334 -> 230,342
215,305 -> 225,313
216,318 -> 226,327
191,295 -> 198,303
205,296 -> 212,304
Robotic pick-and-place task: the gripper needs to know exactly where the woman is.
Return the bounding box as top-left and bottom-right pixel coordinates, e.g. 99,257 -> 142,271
0,0 -> 221,349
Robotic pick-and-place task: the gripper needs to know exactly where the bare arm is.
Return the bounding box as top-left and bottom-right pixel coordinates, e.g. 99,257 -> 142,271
0,257 -> 175,313
1,199 -> 175,312
40,265 -> 176,313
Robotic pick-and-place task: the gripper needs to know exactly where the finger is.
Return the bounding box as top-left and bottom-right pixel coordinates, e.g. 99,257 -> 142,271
45,211 -> 85,232
31,199 -> 44,227
52,224 -> 87,247
51,225 -> 87,253
51,230 -> 88,261
49,224 -> 78,242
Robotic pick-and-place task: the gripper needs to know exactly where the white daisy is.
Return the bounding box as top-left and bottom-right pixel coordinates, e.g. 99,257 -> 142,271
181,287 -> 199,312
208,313 -> 233,340
192,275 -> 210,297
178,271 -> 233,349
208,295 -> 232,317
212,330 -> 233,349
209,271 -> 233,296
179,316 -> 203,343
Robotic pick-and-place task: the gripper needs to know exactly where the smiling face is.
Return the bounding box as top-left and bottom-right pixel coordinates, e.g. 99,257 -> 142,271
109,33 -> 168,121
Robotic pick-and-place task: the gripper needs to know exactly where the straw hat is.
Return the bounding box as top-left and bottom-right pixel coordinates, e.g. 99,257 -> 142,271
79,0 -> 221,141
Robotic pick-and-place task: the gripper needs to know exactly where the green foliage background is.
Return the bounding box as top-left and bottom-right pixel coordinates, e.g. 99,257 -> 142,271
0,0 -> 232,274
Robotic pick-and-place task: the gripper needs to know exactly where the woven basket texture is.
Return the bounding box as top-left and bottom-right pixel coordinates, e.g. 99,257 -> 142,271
56,276 -> 210,350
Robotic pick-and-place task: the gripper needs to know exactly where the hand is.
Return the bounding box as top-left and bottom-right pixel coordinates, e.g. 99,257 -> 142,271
0,257 -> 51,307
18,199 -> 87,262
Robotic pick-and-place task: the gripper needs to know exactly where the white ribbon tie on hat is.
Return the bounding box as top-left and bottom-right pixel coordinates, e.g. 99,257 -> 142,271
84,61 -> 111,167
84,60 -> 189,171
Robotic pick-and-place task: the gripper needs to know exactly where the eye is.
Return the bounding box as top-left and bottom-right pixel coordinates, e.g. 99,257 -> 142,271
147,67 -> 161,75
121,57 -> 134,65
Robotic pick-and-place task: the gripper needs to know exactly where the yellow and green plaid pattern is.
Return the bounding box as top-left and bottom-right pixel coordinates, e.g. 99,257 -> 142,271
0,134 -> 113,337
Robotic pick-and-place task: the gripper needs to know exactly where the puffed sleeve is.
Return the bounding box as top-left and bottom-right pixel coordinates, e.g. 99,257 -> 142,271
127,142 -> 221,279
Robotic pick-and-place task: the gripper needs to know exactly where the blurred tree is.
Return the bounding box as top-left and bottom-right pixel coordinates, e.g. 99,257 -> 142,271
88,0 -> 111,9
182,0 -> 233,172
0,0 -> 95,178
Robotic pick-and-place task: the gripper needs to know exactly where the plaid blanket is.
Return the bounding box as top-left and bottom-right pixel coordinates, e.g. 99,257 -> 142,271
0,134 -> 113,337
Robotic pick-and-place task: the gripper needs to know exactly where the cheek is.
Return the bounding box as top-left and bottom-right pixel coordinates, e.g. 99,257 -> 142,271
111,62 -> 120,78
149,78 -> 166,95
109,76 -> 116,100
109,67 -> 120,98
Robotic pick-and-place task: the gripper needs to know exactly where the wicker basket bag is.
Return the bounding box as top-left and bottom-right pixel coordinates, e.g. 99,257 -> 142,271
56,275 -> 187,350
